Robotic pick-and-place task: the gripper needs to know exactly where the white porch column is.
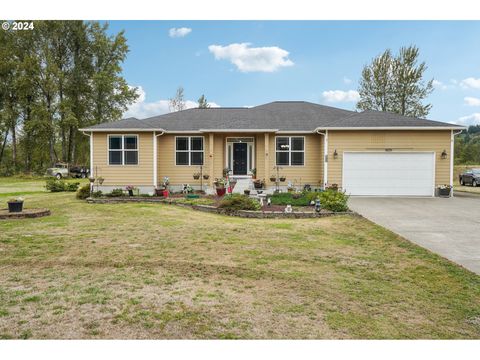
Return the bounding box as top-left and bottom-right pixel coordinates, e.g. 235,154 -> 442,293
450,129 -> 454,197
323,130 -> 328,188
153,131 -> 157,187
90,131 -> 94,176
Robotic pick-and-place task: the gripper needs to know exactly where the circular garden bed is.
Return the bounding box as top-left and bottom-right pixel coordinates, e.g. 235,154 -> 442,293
0,208 -> 51,220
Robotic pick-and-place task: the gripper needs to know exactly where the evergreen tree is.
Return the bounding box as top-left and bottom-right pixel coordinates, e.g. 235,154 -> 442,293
197,94 -> 210,108
169,86 -> 186,112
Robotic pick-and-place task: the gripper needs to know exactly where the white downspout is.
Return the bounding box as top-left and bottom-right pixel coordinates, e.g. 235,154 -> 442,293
315,128 -> 328,189
451,129 -> 463,198
153,130 -> 165,188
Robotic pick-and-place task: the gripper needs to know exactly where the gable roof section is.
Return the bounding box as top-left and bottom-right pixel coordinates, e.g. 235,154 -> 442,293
80,101 -> 464,132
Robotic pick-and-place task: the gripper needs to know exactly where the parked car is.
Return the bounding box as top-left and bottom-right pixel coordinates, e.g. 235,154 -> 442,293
459,168 -> 480,187
46,163 -> 90,179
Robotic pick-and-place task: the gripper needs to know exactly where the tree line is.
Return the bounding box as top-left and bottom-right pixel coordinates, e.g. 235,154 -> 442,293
0,20 -> 137,175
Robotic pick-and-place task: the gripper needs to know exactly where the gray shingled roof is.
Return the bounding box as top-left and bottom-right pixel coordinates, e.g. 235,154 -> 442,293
81,101 -> 463,131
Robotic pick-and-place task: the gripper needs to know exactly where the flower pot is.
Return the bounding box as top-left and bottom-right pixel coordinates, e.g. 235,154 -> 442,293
162,190 -> 169,198
203,175 -> 210,180
279,177 -> 286,182
193,175 -> 200,180
244,189 -> 250,195
128,190 -> 134,196
8,201 -> 23,213
155,188 -> 164,196
438,187 -> 451,197
216,187 -> 226,196
269,177 -> 276,182
253,181 -> 263,189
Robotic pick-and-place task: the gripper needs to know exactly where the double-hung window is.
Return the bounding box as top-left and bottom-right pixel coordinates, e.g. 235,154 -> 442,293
275,136 -> 305,166
175,136 -> 204,166
108,135 -> 138,165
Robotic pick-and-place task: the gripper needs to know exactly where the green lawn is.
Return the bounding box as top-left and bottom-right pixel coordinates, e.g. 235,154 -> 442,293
0,177 -> 479,339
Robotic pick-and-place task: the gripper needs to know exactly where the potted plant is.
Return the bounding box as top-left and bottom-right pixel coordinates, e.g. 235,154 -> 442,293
222,167 -> 230,178
193,172 -> 201,180
269,175 -> 277,182
251,168 -> 257,179
438,184 -> 452,197
253,179 -> 264,189
244,189 -> 251,195
7,197 -> 24,213
279,175 -> 286,182
162,176 -> 170,197
214,178 -> 227,196
126,185 -> 136,196
203,174 -> 210,180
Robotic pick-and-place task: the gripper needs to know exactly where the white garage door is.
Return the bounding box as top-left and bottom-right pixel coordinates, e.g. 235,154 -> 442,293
343,152 -> 435,196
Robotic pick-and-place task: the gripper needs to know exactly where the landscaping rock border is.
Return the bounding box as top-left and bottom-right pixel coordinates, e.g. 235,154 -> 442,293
0,208 -> 51,220
86,197 -> 356,219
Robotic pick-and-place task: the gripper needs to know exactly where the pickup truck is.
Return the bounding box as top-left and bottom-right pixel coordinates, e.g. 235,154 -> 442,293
46,163 -> 90,179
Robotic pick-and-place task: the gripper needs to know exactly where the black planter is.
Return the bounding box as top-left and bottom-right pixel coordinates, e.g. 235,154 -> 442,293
128,190 -> 134,196
8,201 -> 24,213
438,188 -> 451,197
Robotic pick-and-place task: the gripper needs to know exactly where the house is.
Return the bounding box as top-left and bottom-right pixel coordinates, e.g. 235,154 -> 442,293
79,101 -> 464,197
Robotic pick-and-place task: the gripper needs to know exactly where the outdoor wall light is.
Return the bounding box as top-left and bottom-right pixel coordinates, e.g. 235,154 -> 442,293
441,149 -> 447,159
333,149 -> 338,159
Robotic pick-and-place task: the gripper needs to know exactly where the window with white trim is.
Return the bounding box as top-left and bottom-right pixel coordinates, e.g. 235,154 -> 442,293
276,136 -> 304,166
108,135 -> 138,165
175,136 -> 204,165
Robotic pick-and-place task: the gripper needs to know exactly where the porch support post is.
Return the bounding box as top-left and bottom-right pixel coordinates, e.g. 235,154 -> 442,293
90,132 -> 93,177
264,133 -> 270,182
324,130 -> 328,188
450,129 -> 454,197
209,133 -> 214,186
153,131 -> 157,187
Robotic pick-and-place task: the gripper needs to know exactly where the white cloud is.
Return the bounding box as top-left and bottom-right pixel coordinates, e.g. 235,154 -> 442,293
455,113 -> 480,126
464,96 -> 480,106
124,86 -> 219,119
322,90 -> 360,103
208,42 -> 294,73
343,76 -> 352,84
460,77 -> 480,89
168,27 -> 192,38
432,80 -> 448,90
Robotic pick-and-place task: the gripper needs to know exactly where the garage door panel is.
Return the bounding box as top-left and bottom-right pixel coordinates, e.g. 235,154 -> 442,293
343,152 -> 434,196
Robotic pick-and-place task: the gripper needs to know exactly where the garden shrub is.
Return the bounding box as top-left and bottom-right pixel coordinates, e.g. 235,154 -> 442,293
319,189 -> 349,212
218,194 -> 261,211
91,190 -> 103,198
45,179 -> 79,192
106,188 -> 125,197
76,184 -> 91,199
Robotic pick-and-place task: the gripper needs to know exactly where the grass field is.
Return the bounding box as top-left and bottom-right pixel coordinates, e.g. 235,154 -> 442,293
0,177 -> 479,339
454,164 -> 480,194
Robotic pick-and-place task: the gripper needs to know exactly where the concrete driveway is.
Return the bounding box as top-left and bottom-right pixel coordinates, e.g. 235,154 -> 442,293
348,192 -> 480,275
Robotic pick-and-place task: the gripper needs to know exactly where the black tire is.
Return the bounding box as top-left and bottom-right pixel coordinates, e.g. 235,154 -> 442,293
55,173 -> 62,180
473,179 -> 478,187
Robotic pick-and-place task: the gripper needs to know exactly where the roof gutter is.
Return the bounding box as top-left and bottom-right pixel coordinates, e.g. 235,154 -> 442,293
314,126 -> 466,131
79,128 -> 167,132
198,129 -> 279,133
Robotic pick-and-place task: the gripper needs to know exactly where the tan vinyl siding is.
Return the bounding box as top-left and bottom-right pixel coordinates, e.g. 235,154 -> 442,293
327,130 -> 451,188
255,134 -> 266,180
268,134 -> 324,187
92,132 -> 153,186
157,134 -> 211,186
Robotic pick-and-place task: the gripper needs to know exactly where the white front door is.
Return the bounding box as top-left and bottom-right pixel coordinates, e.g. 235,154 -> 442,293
343,152 -> 435,196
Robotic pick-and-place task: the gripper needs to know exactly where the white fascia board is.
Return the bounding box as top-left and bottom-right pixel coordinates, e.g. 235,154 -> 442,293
314,126 -> 466,131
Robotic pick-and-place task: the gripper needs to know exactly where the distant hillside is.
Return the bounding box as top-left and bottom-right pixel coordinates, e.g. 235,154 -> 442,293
455,125 -> 480,164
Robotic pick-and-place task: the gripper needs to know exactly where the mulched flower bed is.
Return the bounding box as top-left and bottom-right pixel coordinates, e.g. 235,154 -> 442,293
0,208 -> 51,220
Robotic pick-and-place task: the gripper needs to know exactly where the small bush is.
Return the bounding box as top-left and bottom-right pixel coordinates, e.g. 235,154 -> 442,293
46,179 -> 80,192
218,194 -> 261,211
45,179 -> 67,192
91,190 -> 103,198
106,188 -> 125,197
76,184 -> 91,199
319,189 -> 349,212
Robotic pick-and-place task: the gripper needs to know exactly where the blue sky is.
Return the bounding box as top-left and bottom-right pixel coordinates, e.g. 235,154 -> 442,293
106,21 -> 480,125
